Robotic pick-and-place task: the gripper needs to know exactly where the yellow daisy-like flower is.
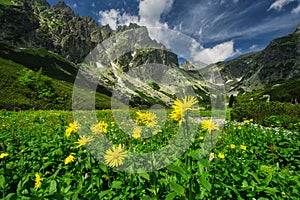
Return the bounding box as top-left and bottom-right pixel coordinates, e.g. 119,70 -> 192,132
230,144 -> 236,149
104,144 -> 128,167
201,120 -> 219,131
91,121 -> 108,134
169,96 -> 198,125
132,126 -> 142,139
237,125 -> 242,130
199,136 -> 204,140
0,153 -> 9,159
111,122 -> 115,127
218,153 -> 225,159
240,145 -> 247,150
136,110 -> 157,127
74,136 -> 94,148
64,153 -> 76,165
34,173 -> 43,190
243,119 -> 251,124
65,121 -> 80,137
281,192 -> 286,196
152,129 -> 162,135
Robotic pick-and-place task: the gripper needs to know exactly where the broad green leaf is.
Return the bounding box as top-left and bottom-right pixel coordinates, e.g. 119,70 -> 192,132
167,164 -> 187,178
137,169 -> 150,181
165,192 -> 177,200
5,193 -> 17,200
170,181 -> 185,195
242,180 -> 248,188
200,176 -> 212,192
49,180 -> 57,194
0,175 -> 5,189
111,181 -> 123,189
248,172 -> 261,184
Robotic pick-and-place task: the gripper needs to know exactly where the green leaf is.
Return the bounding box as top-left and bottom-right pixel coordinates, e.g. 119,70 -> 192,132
137,169 -> 150,181
111,181 -> 122,189
49,180 -> 57,194
170,181 -> 185,195
248,172 -> 261,184
263,175 -> 272,186
167,164 -> 187,178
0,175 -> 5,189
242,180 -> 248,188
200,176 -> 212,192
165,192 -> 177,200
222,184 -> 243,200
5,193 -> 17,200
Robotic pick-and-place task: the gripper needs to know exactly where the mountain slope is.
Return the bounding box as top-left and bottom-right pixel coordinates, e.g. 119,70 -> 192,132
0,56 -> 111,110
218,23 -> 300,96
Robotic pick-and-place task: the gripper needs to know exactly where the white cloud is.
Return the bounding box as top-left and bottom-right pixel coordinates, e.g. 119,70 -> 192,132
98,0 -> 174,30
73,3 -> 77,9
191,41 -> 238,64
268,0 -> 296,11
98,9 -> 138,30
292,4 -> 300,13
249,44 -> 257,50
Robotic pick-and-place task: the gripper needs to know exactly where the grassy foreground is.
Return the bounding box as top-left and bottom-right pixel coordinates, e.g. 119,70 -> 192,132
0,110 -> 299,199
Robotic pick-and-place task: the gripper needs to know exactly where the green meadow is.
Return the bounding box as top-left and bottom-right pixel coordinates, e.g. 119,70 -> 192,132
0,108 -> 299,199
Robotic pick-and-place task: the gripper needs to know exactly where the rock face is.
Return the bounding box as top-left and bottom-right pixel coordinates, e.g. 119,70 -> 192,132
0,0 -> 108,63
218,23 -> 300,94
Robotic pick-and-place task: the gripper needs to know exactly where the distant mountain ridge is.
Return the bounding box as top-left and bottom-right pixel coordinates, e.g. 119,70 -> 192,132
217,23 -> 300,96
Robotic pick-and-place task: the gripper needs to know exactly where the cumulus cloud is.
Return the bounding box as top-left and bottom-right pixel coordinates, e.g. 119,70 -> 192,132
98,9 -> 138,30
191,41 -> 238,64
249,44 -> 257,50
292,4 -> 300,13
98,0 -> 174,30
268,0 -> 297,11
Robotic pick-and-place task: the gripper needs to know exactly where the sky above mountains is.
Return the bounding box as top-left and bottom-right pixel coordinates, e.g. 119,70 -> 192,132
47,0 -> 300,64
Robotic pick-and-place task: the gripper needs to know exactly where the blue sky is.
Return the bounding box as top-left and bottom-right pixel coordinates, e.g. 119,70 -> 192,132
47,0 -> 300,64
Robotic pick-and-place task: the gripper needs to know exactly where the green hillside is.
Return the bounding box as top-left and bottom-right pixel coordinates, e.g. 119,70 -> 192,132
0,57 -> 111,110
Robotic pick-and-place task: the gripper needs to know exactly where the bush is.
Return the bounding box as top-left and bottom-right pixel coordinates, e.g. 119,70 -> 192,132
231,101 -> 300,123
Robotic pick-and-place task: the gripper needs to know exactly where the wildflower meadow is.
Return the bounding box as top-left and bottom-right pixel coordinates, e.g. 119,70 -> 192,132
0,97 -> 299,199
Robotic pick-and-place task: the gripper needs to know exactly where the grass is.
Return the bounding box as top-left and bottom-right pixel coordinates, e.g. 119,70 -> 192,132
0,0 -> 16,6
0,109 -> 299,199
0,57 -> 111,110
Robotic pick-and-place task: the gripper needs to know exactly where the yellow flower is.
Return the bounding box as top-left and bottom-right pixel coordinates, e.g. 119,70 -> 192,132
237,125 -> 242,130
230,144 -> 236,149
240,145 -> 247,150
104,144 -> 128,167
201,120 -> 219,131
152,129 -> 162,135
281,191 -> 286,196
243,119 -> 251,124
91,121 -> 108,134
64,153 -> 76,165
199,136 -> 204,140
34,173 -> 43,190
0,153 -> 9,159
218,153 -> 225,159
74,136 -> 94,148
136,110 -> 157,127
132,126 -> 142,139
65,121 -> 80,137
111,122 -> 115,127
169,96 -> 198,125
